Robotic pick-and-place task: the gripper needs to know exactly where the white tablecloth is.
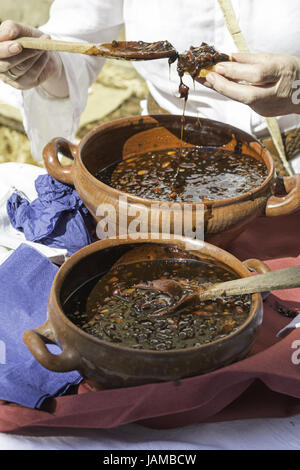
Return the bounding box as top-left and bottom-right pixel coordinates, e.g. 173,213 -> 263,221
0,415 -> 299,450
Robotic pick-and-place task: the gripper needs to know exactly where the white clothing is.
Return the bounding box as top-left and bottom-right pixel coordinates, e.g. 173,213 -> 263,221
0,0 -> 300,160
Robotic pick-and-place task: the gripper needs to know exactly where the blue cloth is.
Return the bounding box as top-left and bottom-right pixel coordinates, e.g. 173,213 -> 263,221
0,244 -> 82,409
6,175 -> 94,255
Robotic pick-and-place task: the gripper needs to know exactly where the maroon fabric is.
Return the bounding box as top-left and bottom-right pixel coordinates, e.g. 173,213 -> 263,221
1,213 -> 300,433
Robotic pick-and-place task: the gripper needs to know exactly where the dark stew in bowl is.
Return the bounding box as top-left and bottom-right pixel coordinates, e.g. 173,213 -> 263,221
96,146 -> 268,203
64,256 -> 251,351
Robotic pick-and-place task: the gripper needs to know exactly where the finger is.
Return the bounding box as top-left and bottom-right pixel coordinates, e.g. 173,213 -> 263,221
7,52 -> 43,78
41,34 -> 51,41
0,52 -> 49,90
0,48 -> 42,72
0,40 -> 22,59
231,52 -> 276,65
0,72 -> 20,89
15,52 -> 50,89
0,32 -> 51,72
0,20 -> 42,41
204,72 -> 272,105
214,61 -> 279,85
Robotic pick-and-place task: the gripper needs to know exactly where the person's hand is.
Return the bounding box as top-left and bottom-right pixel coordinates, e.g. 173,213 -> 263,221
200,53 -> 300,117
0,20 -> 68,97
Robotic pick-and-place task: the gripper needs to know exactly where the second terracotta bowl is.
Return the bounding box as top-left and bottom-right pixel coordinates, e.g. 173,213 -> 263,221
23,235 -> 269,389
43,115 -> 300,247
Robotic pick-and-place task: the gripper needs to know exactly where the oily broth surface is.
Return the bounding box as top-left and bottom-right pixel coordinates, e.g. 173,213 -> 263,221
95,147 -> 268,203
64,259 -> 251,351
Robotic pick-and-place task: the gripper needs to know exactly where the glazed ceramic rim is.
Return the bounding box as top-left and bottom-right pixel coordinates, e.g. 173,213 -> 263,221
49,235 -> 262,357
75,114 -> 275,208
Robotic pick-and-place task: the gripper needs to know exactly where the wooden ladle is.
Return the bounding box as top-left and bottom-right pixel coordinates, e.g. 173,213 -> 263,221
134,265 -> 300,316
14,37 -> 178,61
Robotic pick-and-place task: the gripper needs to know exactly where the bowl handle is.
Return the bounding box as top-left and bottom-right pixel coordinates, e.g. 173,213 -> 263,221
23,320 -> 80,373
43,137 -> 78,185
243,258 -> 271,275
265,175 -> 300,217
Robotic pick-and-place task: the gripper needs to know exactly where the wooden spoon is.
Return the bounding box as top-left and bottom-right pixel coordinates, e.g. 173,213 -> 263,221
15,37 -> 178,61
134,265 -> 300,316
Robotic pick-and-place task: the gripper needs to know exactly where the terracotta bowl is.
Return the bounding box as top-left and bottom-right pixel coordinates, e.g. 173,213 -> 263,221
23,235 -> 270,389
43,115 -> 300,247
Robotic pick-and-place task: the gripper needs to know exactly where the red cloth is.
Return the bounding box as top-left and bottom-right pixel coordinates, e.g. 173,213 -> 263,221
1,213 -> 300,433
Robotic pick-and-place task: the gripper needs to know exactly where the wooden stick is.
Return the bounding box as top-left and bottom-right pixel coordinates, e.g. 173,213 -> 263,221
16,37 -> 101,56
137,265 -> 300,316
15,37 -> 178,61
198,265 -> 300,300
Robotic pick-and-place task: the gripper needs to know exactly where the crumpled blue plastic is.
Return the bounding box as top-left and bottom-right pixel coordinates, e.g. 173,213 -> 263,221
6,174 -> 95,255
0,244 -> 82,409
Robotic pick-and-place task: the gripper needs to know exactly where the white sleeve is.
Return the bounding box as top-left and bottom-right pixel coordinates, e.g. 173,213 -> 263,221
21,0 -> 124,161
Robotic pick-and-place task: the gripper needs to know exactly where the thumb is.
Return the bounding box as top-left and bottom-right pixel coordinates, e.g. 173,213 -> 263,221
205,71 -> 269,104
